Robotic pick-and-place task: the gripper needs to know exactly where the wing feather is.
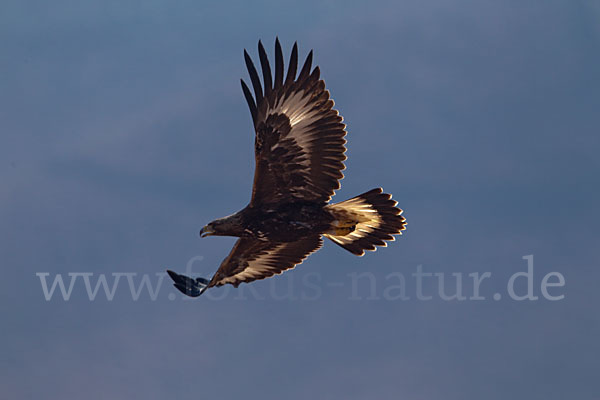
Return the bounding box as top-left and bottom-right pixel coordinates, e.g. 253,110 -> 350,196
274,38 -> 284,90
258,40 -> 272,98
244,49 -> 263,106
240,79 -> 257,124
297,50 -> 313,82
208,236 -> 323,288
284,42 -> 298,86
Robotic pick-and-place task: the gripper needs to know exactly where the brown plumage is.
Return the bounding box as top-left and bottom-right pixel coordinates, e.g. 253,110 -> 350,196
167,39 -> 406,297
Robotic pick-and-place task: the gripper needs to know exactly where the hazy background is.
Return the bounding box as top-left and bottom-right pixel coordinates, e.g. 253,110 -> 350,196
2,1 -> 599,399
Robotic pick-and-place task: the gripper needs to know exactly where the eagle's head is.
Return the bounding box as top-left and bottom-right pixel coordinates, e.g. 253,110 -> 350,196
200,213 -> 244,238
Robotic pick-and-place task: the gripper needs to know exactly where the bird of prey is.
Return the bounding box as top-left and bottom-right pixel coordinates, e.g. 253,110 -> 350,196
167,39 -> 406,297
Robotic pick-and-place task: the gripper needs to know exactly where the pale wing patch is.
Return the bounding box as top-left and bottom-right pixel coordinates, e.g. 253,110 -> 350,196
219,243 -> 287,285
212,236 -> 324,288
269,89 -> 323,167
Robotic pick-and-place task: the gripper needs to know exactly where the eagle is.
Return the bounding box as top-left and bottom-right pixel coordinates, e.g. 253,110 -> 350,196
167,39 -> 406,297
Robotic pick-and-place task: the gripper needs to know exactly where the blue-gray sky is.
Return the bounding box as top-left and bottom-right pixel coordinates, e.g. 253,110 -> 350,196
1,1 -> 599,399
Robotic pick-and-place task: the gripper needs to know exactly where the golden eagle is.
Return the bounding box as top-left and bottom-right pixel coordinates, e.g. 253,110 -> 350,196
167,39 -> 406,297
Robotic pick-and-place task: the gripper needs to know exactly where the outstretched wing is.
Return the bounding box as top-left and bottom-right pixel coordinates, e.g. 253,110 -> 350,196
241,39 -> 347,206
208,236 -> 323,288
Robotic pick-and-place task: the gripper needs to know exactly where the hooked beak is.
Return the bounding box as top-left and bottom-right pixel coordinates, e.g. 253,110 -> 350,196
199,224 -> 214,238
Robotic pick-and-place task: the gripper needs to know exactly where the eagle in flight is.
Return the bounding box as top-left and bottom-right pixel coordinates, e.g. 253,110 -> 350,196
167,39 -> 406,297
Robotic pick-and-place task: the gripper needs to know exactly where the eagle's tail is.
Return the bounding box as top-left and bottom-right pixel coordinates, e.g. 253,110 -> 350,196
324,188 -> 406,256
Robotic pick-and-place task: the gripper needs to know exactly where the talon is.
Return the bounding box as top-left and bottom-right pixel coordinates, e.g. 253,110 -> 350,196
335,226 -> 355,235
327,219 -> 358,236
